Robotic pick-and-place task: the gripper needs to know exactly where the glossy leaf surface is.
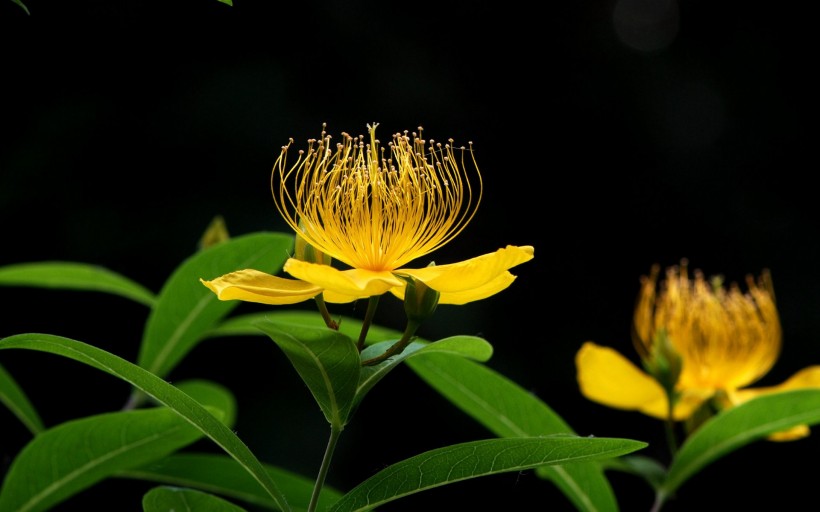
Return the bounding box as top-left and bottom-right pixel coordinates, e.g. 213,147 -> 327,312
0,334 -> 291,512
328,436 -> 647,512
408,353 -> 621,512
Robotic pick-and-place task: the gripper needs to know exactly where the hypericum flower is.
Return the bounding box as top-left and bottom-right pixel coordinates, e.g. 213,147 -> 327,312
576,262 -> 820,440
201,123 -> 533,306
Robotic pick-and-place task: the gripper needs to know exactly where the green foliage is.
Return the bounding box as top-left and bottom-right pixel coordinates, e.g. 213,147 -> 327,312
4,225 -> 814,512
121,453 -> 343,512
208,311 -> 399,344
0,361 -> 44,435
0,261 -> 156,306
355,336 -> 492,411
10,0 -> 29,15
327,436 -> 647,512
138,232 -> 292,379
0,407 -> 205,512
256,320 -> 361,429
142,486 -> 248,512
408,353 -> 619,512
0,333 -> 291,512
661,389 -> 820,496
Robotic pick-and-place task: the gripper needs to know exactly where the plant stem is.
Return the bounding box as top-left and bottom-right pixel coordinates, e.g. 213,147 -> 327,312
308,425 -> 343,512
356,296 -> 380,351
314,294 -> 339,330
360,320 -> 420,366
650,490 -> 667,512
664,393 -> 678,458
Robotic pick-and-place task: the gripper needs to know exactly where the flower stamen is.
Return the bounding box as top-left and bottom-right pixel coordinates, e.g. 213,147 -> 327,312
272,123 -> 482,272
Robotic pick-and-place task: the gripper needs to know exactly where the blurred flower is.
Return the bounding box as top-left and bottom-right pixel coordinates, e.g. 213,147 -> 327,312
576,262 -> 820,440
202,123 -> 533,305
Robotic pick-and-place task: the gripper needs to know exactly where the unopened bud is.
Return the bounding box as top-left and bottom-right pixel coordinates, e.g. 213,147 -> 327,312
643,328 -> 683,399
402,274 -> 440,324
198,215 -> 230,250
294,220 -> 331,265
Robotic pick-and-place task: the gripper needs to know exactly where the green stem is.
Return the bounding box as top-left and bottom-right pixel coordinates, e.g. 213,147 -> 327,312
650,490 -> 667,512
664,391 -> 678,458
356,296 -> 380,351
308,425 -> 343,512
361,320 -> 420,366
314,294 -> 338,330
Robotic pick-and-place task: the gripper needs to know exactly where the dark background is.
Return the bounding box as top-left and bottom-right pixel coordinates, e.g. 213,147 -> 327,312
1,1 -> 817,510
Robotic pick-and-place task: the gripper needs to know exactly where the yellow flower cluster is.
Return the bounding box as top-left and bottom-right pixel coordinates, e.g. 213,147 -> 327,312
576,262 -> 820,440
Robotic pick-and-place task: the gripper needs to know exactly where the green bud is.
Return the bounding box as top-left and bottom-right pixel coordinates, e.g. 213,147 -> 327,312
294,219 -> 331,265
402,275 -> 440,324
643,328 -> 683,400
198,215 -> 230,250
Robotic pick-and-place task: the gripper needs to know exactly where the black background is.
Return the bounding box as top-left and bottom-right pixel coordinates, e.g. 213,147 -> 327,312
1,1 -> 818,510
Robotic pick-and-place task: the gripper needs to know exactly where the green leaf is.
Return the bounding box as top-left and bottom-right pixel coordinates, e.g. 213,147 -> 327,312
327,436 -> 648,512
662,388 -> 820,497
138,232 -> 292,379
0,407 -> 204,512
208,311 -> 399,345
0,334 -> 291,512
0,261 -> 156,306
355,336 -> 492,410
121,453 -> 343,512
0,361 -> 44,434
10,0 -> 30,15
218,0 -> 233,5
255,320 -> 360,428
173,379 -> 237,429
599,455 -> 667,491
143,486 -> 248,512
407,353 -> 621,512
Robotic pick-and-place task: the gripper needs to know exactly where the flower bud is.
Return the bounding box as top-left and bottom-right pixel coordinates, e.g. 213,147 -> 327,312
198,215 -> 230,249
642,328 -> 683,399
402,274 -> 440,324
294,220 -> 332,265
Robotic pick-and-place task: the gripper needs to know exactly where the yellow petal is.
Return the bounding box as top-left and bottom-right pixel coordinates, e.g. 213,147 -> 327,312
284,259 -> 404,299
397,245 -> 534,294
576,342 -> 666,412
765,425 -> 810,441
388,272 -> 517,305
732,365 -> 820,402
576,342 -> 704,420
321,289 -> 361,304
432,272 -> 518,305
726,365 -> 820,442
200,269 -> 321,305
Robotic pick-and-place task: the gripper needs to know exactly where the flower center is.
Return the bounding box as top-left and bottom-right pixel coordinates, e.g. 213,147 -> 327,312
273,123 -> 482,271
634,263 -> 781,392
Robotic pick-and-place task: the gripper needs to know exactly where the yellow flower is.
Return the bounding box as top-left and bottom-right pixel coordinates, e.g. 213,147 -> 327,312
576,262 -> 820,440
202,123 -> 533,305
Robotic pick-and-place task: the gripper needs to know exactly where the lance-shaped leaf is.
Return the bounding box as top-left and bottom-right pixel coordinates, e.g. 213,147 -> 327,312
138,232 -> 292,379
255,320 -> 360,428
173,379 -> 237,430
0,361 -> 44,434
662,388 -> 820,498
599,455 -> 667,491
407,353 -> 621,512
0,407 -> 205,512
0,334 -> 291,512
121,453 -> 343,512
208,311 -> 399,346
143,486 -> 248,512
0,261 -> 156,307
11,0 -> 30,15
327,436 -> 647,512
355,336 -> 493,410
